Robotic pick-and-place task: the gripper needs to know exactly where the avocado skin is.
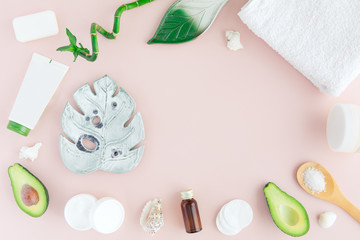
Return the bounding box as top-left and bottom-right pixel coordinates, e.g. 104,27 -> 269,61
264,182 -> 309,237
8,163 -> 49,217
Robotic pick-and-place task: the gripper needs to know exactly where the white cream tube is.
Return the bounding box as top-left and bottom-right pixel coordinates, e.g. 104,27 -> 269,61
8,53 -> 69,136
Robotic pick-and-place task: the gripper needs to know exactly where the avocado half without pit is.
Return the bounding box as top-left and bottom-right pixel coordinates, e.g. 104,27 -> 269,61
264,182 -> 309,237
8,163 -> 49,217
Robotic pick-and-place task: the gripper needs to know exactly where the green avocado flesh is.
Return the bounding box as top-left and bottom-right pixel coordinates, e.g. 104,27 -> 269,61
8,163 -> 49,217
264,182 -> 309,237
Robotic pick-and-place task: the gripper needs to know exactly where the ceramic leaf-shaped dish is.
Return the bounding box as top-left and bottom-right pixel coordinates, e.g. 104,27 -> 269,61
148,0 -> 229,44
59,75 -> 145,174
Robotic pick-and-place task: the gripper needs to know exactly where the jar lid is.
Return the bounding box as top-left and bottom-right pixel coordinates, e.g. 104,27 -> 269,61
327,104 -> 360,152
90,197 -> 125,234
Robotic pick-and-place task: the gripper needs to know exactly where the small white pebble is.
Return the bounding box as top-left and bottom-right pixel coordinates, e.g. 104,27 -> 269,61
318,211 -> 337,228
226,31 -> 243,51
19,142 -> 42,162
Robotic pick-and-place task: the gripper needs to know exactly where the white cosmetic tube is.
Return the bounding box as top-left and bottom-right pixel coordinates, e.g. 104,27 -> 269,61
8,53 -> 69,136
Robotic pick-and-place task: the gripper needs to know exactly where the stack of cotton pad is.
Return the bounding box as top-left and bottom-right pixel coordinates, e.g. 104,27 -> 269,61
216,199 -> 253,235
64,194 -> 125,234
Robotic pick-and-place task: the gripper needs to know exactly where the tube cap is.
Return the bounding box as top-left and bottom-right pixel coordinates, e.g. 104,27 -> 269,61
7,121 -> 30,136
181,189 -> 194,200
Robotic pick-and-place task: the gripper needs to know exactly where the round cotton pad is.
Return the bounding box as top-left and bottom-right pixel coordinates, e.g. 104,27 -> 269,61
216,209 -> 241,236
64,194 -> 97,231
90,197 -> 125,234
223,199 -> 253,230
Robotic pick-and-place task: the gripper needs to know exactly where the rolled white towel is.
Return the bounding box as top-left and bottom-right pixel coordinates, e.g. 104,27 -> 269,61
238,0 -> 360,96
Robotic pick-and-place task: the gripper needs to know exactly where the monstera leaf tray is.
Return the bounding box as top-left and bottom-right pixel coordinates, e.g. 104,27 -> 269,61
60,75 -> 145,174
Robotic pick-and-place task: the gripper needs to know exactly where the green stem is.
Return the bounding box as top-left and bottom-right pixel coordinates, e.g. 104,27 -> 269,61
59,0 -> 155,62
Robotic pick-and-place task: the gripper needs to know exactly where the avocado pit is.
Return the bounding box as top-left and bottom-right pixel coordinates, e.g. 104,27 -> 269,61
21,184 -> 39,206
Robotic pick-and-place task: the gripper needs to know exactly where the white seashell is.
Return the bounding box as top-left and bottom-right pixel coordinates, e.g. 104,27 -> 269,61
318,211 -> 336,228
226,31 -> 243,51
140,198 -> 164,235
19,142 -> 42,162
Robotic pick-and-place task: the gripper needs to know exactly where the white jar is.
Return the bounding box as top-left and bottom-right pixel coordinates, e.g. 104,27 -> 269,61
327,104 -> 360,152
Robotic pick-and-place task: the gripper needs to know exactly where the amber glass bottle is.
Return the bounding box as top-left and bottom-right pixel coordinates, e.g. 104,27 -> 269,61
180,189 -> 202,233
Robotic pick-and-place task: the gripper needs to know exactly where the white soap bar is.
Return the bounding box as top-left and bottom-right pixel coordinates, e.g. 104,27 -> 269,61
13,10 -> 59,42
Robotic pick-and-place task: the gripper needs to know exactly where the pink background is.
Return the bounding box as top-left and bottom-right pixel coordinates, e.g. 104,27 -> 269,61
1,0 -> 360,239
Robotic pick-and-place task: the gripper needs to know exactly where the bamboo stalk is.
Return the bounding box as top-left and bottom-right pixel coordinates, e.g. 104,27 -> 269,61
57,0 -> 155,62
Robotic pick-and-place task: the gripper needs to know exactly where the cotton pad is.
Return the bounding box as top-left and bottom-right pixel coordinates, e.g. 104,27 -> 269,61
64,194 -> 97,231
216,210 -> 241,235
90,197 -> 125,234
216,199 -> 253,235
223,199 -> 253,229
13,10 -> 58,42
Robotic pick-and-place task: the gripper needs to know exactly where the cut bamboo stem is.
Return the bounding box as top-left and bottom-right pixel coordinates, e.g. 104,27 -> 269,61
57,0 -> 155,62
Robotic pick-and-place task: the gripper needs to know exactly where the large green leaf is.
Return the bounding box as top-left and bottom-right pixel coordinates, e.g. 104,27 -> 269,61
60,75 -> 145,174
148,0 -> 229,44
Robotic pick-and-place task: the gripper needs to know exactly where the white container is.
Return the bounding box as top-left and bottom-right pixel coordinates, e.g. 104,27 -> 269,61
64,194 -> 125,234
64,194 -> 97,231
90,197 -> 125,234
13,10 -> 59,42
327,104 -> 360,152
8,53 -> 69,136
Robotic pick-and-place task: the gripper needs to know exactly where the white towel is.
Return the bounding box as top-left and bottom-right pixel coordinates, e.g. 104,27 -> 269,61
238,0 -> 360,96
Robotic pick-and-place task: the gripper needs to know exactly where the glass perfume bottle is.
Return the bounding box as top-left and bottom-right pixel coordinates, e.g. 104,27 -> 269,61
180,189 -> 202,233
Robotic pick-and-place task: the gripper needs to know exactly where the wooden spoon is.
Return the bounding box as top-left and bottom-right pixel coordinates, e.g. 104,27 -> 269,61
297,162 -> 360,223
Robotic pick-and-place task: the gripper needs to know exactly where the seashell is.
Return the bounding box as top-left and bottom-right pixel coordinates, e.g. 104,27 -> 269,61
318,211 -> 336,228
140,198 -> 164,235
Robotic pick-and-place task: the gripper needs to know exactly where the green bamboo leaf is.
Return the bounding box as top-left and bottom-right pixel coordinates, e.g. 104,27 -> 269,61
148,0 -> 229,44
72,51 -> 79,62
66,28 -> 77,46
56,45 -> 75,52
56,0 -> 155,62
79,43 -> 90,54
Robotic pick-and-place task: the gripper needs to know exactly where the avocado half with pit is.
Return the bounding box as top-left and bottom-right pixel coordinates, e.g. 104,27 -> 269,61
8,163 -> 49,217
264,182 -> 309,237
